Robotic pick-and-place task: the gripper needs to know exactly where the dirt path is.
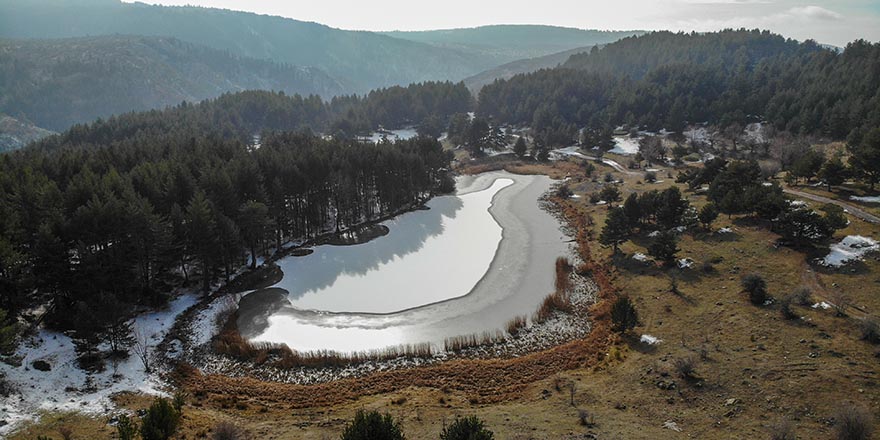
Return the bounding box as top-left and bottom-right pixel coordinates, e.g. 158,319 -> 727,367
783,188 -> 880,224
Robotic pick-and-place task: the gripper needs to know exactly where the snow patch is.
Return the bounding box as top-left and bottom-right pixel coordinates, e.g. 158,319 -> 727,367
610,136 -> 640,155
677,258 -> 694,269
819,235 -> 879,267
851,195 -> 880,203
632,253 -> 649,262
717,227 -> 733,234
640,334 -> 662,345
0,292 -> 200,435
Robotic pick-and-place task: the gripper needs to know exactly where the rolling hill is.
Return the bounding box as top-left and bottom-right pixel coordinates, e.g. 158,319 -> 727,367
463,45 -> 599,93
0,35 -> 346,131
383,25 -> 642,61
0,0 -> 493,93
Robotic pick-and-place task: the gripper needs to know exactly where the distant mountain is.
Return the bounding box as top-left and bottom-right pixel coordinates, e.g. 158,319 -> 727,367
463,46 -> 599,94
0,35 -> 346,131
383,25 -> 642,61
0,0 -> 495,93
0,114 -> 54,153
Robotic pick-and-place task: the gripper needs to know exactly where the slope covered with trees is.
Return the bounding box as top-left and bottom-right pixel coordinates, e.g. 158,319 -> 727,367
0,89 -> 455,361
477,30 -> 880,145
0,35 -> 346,131
0,0 -> 494,94
384,25 -> 641,62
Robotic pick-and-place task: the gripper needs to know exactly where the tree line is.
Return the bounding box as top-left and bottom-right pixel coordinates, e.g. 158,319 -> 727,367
0,91 -> 454,360
476,29 -> 880,146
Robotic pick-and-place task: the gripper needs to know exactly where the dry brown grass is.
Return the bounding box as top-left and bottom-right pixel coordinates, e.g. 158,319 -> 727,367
505,315 -> 528,336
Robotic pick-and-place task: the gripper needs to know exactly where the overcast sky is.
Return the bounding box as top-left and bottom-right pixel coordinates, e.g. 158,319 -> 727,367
125,0 -> 880,47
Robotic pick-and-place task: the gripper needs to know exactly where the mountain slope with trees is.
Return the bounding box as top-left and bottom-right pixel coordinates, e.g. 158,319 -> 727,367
0,35 -> 347,132
383,25 -> 641,62
477,29 -> 880,144
0,0 -> 495,94
462,45 -> 597,93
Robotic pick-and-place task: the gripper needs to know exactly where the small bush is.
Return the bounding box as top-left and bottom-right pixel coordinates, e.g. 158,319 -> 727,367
859,316 -> 880,344
672,356 -> 697,379
588,192 -> 601,204
603,172 -> 615,183
340,410 -> 404,440
644,171 -> 657,183
116,414 -> 138,440
140,398 -> 180,440
556,184 -> 573,199
577,409 -> 595,427
440,416 -> 494,440
834,404 -> 873,440
611,296 -> 638,333
790,286 -> 812,306
212,421 -> 251,440
505,315 -> 527,336
769,419 -> 796,440
779,295 -> 798,320
741,273 -> 768,305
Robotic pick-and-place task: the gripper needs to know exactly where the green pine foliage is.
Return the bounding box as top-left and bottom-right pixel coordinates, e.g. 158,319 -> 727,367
340,410 -> 405,440
440,416 -> 495,440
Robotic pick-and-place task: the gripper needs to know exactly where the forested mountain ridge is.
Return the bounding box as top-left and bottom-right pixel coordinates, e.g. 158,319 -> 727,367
383,25 -> 642,61
477,29 -> 880,144
0,0 -> 497,94
0,35 -> 347,132
0,114 -> 55,153
463,45 -> 598,93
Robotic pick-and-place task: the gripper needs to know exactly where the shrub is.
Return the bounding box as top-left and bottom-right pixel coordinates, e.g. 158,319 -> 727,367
834,404 -> 873,440
779,295 -> 798,320
588,192 -> 601,204
340,410 -> 405,440
859,316 -> 880,344
611,296 -> 638,333
769,419 -> 796,440
577,409 -> 595,427
603,172 -> 615,183
556,184 -> 573,199
644,171 -> 657,183
741,273 -> 768,305
116,414 -> 138,440
599,184 -> 621,203
440,416 -> 494,440
673,356 -> 697,378
789,286 -> 812,306
212,421 -> 251,440
140,398 -> 180,440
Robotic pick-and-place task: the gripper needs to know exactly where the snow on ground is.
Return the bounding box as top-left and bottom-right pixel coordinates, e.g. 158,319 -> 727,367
743,122 -> 768,144
550,146 -> 590,160
0,291 -> 200,435
647,231 -> 660,237
717,227 -> 733,234
684,126 -> 711,145
851,195 -> 880,203
820,235 -> 880,267
632,253 -> 649,262
640,334 -> 662,345
366,127 -> 419,144
610,136 -> 640,155
812,302 -> 832,310
677,258 -> 694,269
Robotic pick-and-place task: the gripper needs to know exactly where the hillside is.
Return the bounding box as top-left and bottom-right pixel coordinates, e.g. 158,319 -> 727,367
0,114 -> 54,153
0,0 -> 494,93
463,45 -> 597,93
384,25 -> 641,61
0,35 -> 346,131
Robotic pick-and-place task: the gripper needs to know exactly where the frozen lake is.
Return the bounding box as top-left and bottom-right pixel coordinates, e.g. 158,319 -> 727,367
237,172 -> 571,352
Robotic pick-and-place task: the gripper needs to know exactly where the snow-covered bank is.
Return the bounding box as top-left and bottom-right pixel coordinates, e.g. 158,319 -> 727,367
0,292 -> 200,435
819,235 -> 879,267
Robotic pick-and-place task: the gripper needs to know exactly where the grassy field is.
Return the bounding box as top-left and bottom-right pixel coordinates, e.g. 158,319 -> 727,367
13,156 -> 880,440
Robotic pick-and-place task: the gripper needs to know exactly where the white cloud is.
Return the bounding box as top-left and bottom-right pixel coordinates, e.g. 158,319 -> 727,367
787,5 -> 842,20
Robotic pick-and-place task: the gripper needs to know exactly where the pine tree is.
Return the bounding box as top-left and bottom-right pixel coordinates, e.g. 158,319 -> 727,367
513,136 -> 528,159
599,207 -> 632,253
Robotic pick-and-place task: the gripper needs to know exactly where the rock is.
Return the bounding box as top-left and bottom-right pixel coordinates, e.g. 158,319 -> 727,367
32,360 -> 51,371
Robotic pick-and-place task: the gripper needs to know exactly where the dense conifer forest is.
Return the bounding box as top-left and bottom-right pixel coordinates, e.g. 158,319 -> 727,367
477,29 -> 880,145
